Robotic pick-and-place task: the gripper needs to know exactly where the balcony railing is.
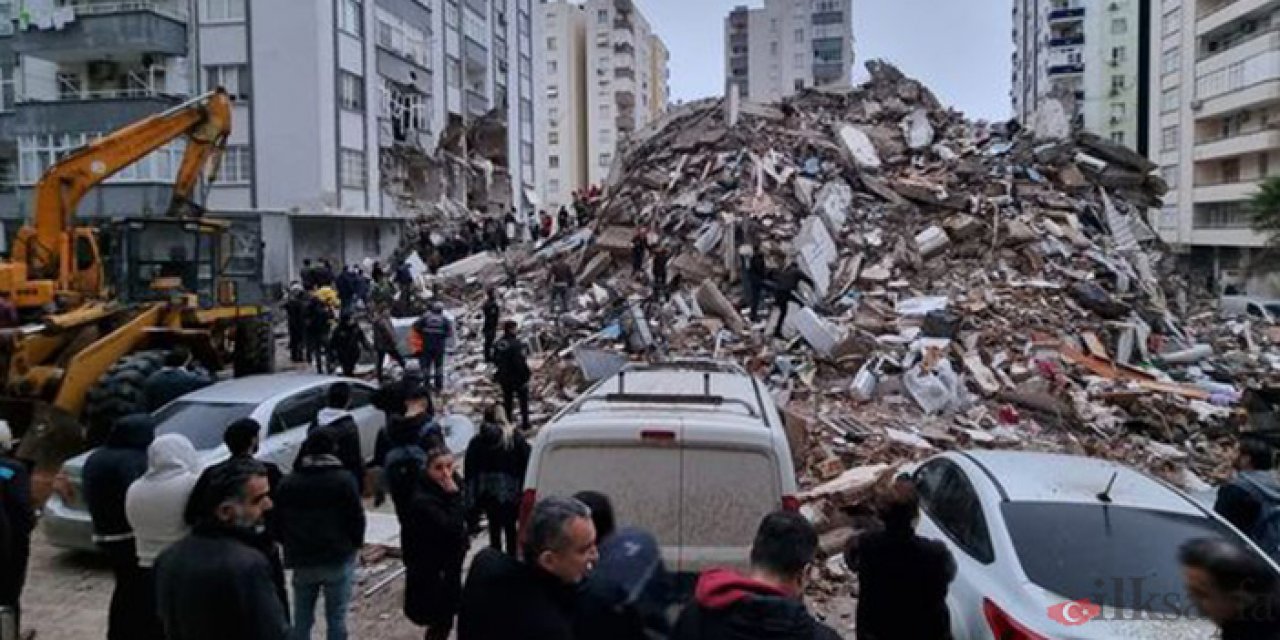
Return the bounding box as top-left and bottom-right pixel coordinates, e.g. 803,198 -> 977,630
1047,6 -> 1085,21
1048,63 -> 1086,75
613,18 -> 633,32
60,0 -> 186,22
1194,203 -> 1253,228
1198,0 -> 1241,19
1049,35 -> 1085,47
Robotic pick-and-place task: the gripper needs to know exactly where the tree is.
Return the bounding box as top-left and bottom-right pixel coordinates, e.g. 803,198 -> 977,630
1250,176 -> 1280,247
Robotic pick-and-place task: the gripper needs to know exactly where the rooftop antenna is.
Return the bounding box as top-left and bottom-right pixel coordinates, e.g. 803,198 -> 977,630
1097,471 -> 1118,504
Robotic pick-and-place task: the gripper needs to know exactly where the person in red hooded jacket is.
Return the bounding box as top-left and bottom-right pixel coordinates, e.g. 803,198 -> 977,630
672,511 -> 839,640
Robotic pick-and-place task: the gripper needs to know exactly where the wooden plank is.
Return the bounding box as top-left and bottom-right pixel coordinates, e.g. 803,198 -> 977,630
1082,332 -> 1109,360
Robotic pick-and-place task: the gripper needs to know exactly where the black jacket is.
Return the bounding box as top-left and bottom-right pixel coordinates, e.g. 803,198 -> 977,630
144,367 -> 211,412
300,409 -> 367,495
83,415 -> 154,538
154,523 -> 289,640
0,455 -> 34,603
305,297 -> 331,337
274,454 -> 365,569
458,547 -> 579,640
851,527 -> 956,640
463,423 -> 529,510
482,299 -> 500,333
672,569 -> 840,640
329,320 -> 370,365
399,475 -> 469,627
492,335 -> 531,387
774,267 -> 814,299
284,295 -> 307,336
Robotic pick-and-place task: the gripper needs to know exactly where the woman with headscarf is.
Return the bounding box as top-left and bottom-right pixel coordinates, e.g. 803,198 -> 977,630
125,433 -> 202,640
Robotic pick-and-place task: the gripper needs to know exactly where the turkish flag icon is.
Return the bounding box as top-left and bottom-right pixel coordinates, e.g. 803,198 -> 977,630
1047,599 -> 1103,626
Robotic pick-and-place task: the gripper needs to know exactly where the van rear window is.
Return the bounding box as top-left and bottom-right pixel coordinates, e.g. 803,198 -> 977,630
681,449 -> 779,546
538,445 -> 681,544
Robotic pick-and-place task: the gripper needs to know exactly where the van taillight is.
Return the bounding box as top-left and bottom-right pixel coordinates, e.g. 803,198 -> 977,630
517,488 -> 537,548
781,495 -> 800,512
983,598 -> 1047,640
640,430 -> 676,442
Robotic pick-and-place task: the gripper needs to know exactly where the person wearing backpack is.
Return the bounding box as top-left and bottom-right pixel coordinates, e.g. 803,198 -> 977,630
1217,436 -> 1280,560
491,321 -> 532,432
415,302 -> 453,393
464,406 -> 530,556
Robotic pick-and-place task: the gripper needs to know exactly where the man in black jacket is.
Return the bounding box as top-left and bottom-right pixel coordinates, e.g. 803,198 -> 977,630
155,458 -> 288,640
771,261 -> 815,339
492,321 -> 532,432
1216,437 -> 1280,561
849,477 -> 955,640
284,284 -> 309,362
481,289 -> 500,362
304,382 -> 367,495
83,414 -> 155,640
275,430 -> 366,640
1180,537 -> 1280,640
458,496 -> 599,640
0,422 -> 34,636
143,347 -> 212,412
672,511 -> 839,640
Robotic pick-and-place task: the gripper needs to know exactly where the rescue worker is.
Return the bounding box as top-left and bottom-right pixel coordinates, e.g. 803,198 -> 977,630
651,244 -> 671,302
481,289 -> 500,362
548,259 -> 575,314
415,302 -> 453,393
306,292 -> 333,373
771,260 -> 815,339
284,283 -> 309,362
492,321 -> 532,432
329,311 -> 371,378
373,305 -> 405,381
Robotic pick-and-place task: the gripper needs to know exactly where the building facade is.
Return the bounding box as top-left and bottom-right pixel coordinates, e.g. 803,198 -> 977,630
724,0 -> 854,105
1151,0 -> 1280,294
1012,0 -> 1153,153
0,0 -> 538,283
535,0 -> 668,210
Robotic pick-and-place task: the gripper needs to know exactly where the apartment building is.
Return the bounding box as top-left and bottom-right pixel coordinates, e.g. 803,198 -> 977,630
536,0 -> 669,209
1152,0 -> 1280,293
0,0 -> 538,282
724,0 -> 854,105
1012,0 -> 1153,153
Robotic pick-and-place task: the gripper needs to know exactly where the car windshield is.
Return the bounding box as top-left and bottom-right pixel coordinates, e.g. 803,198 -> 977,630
154,401 -> 258,450
1003,501 -> 1244,615
1266,304 -> 1280,318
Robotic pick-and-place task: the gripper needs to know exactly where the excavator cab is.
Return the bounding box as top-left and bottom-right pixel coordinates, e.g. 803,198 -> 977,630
107,216 -> 265,308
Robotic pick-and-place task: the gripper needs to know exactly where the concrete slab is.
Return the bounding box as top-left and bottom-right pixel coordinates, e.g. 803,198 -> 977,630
836,124 -> 882,170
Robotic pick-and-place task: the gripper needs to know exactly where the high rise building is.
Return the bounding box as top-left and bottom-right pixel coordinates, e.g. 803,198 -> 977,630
536,0 -> 669,210
1151,0 -> 1280,293
0,0 -> 538,282
723,0 -> 854,104
1012,0 -> 1153,153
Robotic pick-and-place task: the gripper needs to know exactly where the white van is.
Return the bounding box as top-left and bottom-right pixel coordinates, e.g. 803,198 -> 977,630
520,360 -> 799,581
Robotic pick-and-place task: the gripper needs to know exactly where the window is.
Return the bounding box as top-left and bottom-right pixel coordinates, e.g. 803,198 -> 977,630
154,402 -> 256,450
597,9 -> 607,23
1110,131 -> 1125,145
547,60 -> 557,74
547,85 -> 559,98
203,65 -> 250,102
0,66 -> 14,113
549,155 -> 560,169
1162,46 -> 1181,75
794,28 -> 804,42
1161,86 -> 1179,112
1222,158 -> 1240,183
446,56 -> 461,88
1111,46 -> 1126,63
341,149 -> 366,189
1161,125 -> 1179,151
269,389 -> 325,435
1111,75 -> 1126,92
599,128 -> 612,145
598,102 -> 610,116
1262,153 -> 1271,177
548,131 -> 559,145
795,78 -> 805,91
547,36 -> 557,51
794,52 -> 805,69
201,0 -> 244,21
339,0 -> 362,36
914,460 -> 994,563
220,145 -> 252,184
1111,18 -> 1127,34
1162,7 -> 1181,36
1162,165 -> 1179,189
770,41 -> 778,55
445,0 -> 459,27
1110,102 -> 1126,119
57,71 -> 81,100
599,153 -> 612,167
548,178 -> 560,192
339,72 -> 364,111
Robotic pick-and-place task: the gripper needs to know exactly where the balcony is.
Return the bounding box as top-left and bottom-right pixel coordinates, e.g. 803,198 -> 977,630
616,112 -> 635,132
1048,63 -> 1085,76
614,67 -> 635,80
1193,179 -> 1261,202
1194,127 -> 1280,161
1048,35 -> 1085,47
13,1 -> 187,61
1198,0 -> 1272,36
1047,6 -> 1085,22
613,17 -> 633,33
614,41 -> 633,55
11,93 -> 181,136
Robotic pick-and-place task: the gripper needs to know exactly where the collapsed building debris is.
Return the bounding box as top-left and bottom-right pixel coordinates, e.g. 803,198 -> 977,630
399,61 -> 1277,583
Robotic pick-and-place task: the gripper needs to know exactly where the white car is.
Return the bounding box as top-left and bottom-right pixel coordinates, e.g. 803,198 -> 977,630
44,374 -> 385,552
910,450 -> 1276,639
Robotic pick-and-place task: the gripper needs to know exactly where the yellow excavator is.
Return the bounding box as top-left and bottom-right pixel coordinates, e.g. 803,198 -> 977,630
0,88 -> 274,470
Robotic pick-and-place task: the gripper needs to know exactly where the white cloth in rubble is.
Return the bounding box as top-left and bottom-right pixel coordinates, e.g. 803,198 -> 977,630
125,434 -> 201,568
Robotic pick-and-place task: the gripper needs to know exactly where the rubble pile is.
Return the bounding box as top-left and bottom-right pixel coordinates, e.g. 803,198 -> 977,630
418,62 -> 1277,558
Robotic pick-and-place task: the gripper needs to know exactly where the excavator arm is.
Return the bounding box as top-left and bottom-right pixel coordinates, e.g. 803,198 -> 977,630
13,88 -> 232,288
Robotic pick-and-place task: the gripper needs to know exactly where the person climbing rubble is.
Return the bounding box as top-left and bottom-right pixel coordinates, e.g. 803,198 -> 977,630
492,320 -> 532,432
548,259 -> 575,314
414,302 -> 453,393
770,259 -> 814,340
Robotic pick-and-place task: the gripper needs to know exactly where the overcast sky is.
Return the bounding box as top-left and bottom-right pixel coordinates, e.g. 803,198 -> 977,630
632,0 -> 1013,121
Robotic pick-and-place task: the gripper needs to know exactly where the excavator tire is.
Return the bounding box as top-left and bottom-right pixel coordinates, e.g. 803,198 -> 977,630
83,349 -> 169,447
233,315 -> 275,378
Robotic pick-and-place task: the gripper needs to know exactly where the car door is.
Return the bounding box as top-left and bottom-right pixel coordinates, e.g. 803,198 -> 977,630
262,386 -> 325,473
347,383 -> 384,462
915,458 -> 998,640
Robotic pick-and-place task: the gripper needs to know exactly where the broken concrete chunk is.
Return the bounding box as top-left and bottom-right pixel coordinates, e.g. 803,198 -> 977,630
900,108 -> 934,150
695,281 -> 747,332
859,264 -> 892,283
784,304 -> 844,358
963,353 -> 1001,396
1003,219 -> 1039,246
836,124 -> 883,170
813,180 -> 853,235
914,225 -> 950,257
942,213 -> 981,241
